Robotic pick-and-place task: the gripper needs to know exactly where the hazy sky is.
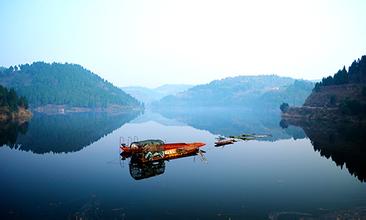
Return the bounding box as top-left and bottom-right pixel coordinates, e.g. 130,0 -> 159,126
1,0 -> 366,87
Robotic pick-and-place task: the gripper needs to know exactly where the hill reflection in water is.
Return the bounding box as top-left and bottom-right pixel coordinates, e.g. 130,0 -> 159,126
152,107 -> 365,183
1,108 -> 366,219
0,111 -> 140,154
0,120 -> 29,147
284,118 -> 366,182
154,107 -> 306,141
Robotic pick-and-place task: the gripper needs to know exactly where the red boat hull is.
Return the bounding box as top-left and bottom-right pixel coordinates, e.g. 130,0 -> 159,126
121,142 -> 206,163
120,142 -> 205,153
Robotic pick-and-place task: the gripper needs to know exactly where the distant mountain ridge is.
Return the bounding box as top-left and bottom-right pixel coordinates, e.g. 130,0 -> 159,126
152,75 -> 314,109
122,84 -> 193,104
0,62 -> 142,111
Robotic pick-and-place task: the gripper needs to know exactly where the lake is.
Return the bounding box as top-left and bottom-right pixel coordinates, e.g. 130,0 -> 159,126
0,108 -> 365,219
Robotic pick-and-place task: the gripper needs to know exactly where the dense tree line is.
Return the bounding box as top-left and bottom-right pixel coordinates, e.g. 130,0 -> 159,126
0,85 -> 28,111
314,55 -> 366,91
310,55 -> 366,117
340,98 -> 366,116
0,62 -> 142,108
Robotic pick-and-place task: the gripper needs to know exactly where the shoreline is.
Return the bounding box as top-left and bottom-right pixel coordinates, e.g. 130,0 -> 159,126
31,104 -> 144,115
0,107 -> 32,123
282,106 -> 366,123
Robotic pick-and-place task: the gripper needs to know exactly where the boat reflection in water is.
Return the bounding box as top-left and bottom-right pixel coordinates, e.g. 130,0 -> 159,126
120,139 -> 206,180
129,159 -> 166,180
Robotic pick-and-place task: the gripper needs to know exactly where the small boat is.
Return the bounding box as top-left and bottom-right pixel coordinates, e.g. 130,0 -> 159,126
215,139 -> 236,146
120,139 -> 206,163
229,133 -> 272,140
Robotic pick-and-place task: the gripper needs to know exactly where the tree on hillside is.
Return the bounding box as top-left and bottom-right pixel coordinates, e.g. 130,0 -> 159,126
333,66 -> 348,85
0,85 -> 29,111
18,96 -> 28,109
280,102 -> 289,113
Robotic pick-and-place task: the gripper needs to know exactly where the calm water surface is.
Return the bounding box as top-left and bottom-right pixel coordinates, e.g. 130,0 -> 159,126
0,108 -> 365,219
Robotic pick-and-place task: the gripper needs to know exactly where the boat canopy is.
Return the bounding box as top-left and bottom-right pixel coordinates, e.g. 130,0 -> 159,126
130,139 -> 165,148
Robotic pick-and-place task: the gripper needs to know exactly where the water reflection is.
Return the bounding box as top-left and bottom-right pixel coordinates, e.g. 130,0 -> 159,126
1,108 -> 366,219
127,151 -> 206,180
0,120 -> 28,147
0,111 -> 140,154
283,118 -> 366,182
154,107 -> 306,141
129,160 -> 166,180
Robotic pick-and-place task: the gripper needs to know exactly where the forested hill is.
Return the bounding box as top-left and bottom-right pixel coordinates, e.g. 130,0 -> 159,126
303,55 -> 366,109
0,62 -> 142,109
282,55 -> 366,122
152,75 -> 314,109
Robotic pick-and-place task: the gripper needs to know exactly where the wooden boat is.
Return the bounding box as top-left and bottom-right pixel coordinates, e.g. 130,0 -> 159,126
214,133 -> 271,146
121,140 -> 205,152
120,139 -> 206,163
215,139 -> 236,146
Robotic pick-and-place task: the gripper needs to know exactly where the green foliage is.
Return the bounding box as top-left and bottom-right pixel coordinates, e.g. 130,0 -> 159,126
334,67 -> 349,85
280,102 -> 289,112
279,119 -> 288,128
313,83 -> 321,92
340,99 -> 366,115
329,95 -> 337,106
0,62 -> 141,108
0,85 -> 29,111
314,55 -> 366,91
18,96 -> 29,109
